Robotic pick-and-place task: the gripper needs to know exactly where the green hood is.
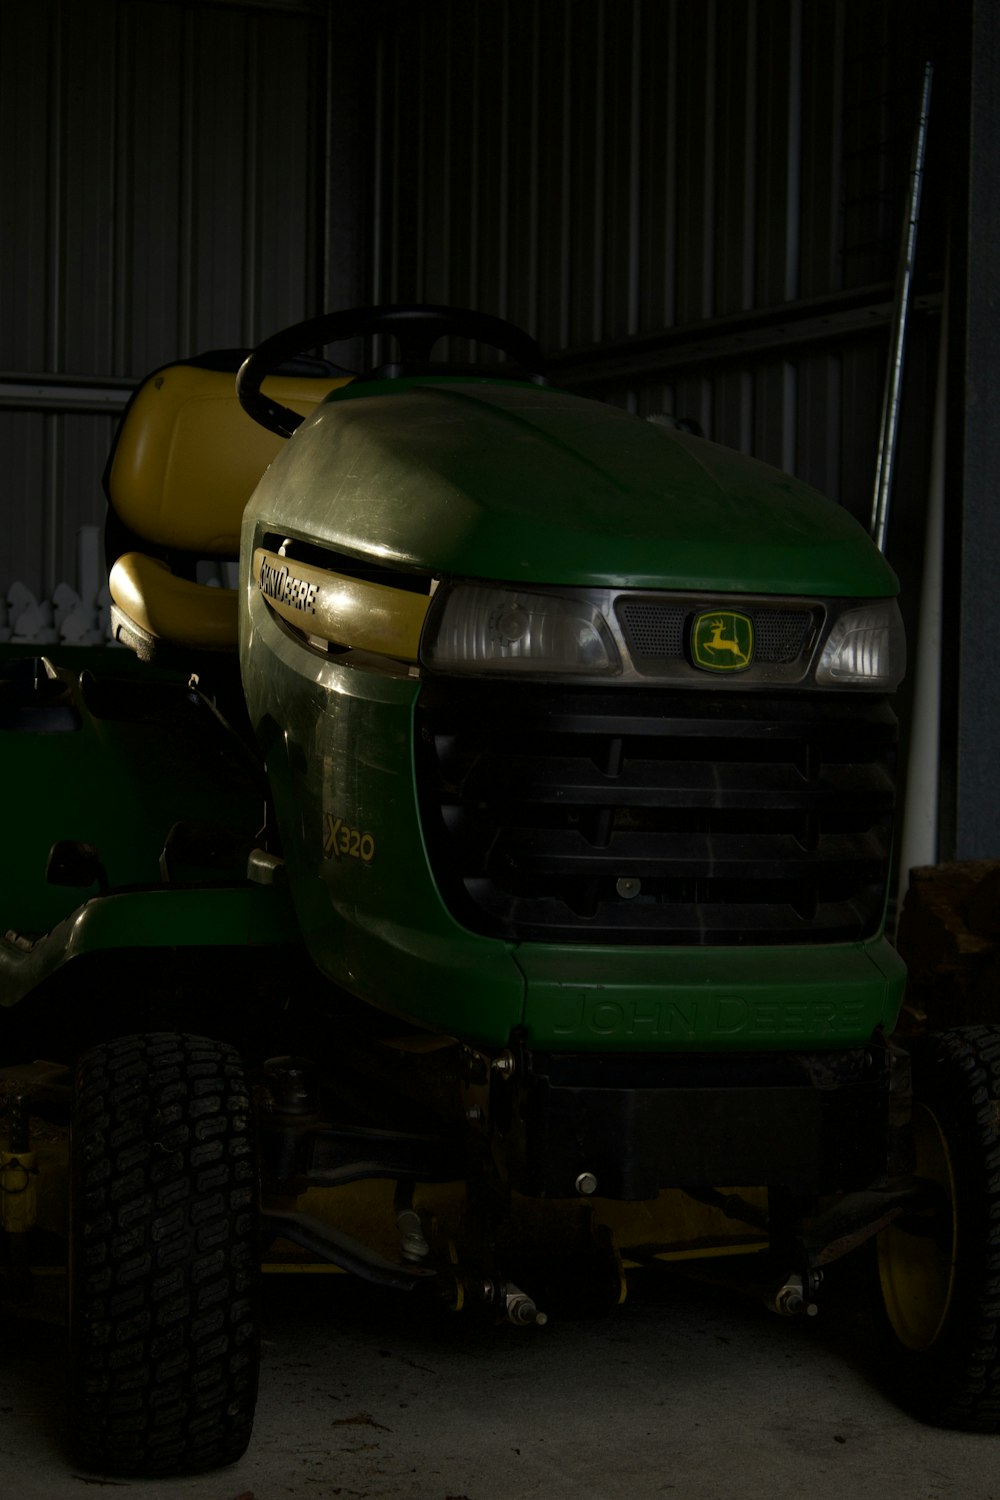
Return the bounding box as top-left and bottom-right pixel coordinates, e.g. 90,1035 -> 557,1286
245,377 -> 896,598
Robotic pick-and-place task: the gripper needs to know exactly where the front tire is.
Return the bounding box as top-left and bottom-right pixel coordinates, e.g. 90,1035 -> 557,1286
877,1025 -> 1000,1431
70,1033 -> 260,1475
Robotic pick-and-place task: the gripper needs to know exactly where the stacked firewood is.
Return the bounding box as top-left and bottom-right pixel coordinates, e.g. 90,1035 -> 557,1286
895,860 -> 1000,1033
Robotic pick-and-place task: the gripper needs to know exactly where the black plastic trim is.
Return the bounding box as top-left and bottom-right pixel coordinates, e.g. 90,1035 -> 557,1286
416,681 -> 897,946
497,1044 -> 890,1198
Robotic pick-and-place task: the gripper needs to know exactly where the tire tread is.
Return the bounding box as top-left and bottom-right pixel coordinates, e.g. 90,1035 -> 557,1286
886,1025 -> 1000,1431
71,1033 -> 259,1476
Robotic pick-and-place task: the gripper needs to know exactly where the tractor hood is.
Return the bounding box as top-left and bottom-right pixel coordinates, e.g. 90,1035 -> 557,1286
243,376 -> 896,597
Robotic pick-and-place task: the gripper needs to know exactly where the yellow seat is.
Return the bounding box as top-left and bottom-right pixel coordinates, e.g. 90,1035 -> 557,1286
105,362 -> 351,655
108,554 -> 239,652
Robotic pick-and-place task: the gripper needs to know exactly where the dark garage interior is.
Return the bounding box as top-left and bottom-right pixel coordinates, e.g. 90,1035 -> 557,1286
3,0 -> 1000,1494
3,0 -> 998,863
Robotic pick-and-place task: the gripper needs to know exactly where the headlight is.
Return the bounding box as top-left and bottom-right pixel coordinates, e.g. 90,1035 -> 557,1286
421,582 -> 621,677
815,600 -> 905,688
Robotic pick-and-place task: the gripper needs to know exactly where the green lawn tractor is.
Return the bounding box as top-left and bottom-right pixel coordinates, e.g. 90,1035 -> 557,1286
2,305 -> 997,1476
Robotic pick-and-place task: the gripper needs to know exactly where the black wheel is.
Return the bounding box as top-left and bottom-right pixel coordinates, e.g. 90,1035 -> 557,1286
877,1025 -> 1000,1431
70,1033 -> 260,1475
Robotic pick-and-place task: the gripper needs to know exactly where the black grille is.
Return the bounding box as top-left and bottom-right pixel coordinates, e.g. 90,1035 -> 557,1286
752,611 -> 812,663
617,602 -> 687,658
415,683 -> 897,946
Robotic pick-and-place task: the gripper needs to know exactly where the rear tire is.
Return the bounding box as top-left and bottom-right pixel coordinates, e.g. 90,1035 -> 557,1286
877,1025 -> 1000,1431
70,1033 -> 260,1475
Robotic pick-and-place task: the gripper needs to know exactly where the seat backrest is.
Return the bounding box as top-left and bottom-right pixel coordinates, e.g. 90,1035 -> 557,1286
104,360 -> 350,660
106,361 -> 352,555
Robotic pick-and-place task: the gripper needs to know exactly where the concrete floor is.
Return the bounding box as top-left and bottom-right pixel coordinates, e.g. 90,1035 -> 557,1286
3,1263 -> 1000,1500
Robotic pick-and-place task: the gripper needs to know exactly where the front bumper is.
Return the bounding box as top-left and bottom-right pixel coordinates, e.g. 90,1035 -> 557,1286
482,1037 -> 895,1199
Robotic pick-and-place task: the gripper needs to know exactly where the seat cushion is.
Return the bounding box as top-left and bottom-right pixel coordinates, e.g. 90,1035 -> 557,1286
109,553 -> 238,652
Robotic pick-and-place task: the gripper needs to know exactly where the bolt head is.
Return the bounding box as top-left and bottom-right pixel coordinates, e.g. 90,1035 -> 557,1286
575,1171 -> 598,1196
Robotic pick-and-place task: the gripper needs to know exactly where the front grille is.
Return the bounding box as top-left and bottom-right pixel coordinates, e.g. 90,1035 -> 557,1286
753,611 -> 813,663
616,599 -> 814,670
617,602 -> 687,658
415,682 -> 897,946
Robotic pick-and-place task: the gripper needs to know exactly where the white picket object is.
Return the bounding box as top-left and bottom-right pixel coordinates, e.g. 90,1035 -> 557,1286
4,526 -> 118,646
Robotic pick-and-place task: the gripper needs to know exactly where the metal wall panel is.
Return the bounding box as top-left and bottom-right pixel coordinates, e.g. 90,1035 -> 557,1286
369,0 -> 941,532
2,0 -> 945,633
0,0 -> 337,609
946,0 -> 1000,859
4,0 -> 327,377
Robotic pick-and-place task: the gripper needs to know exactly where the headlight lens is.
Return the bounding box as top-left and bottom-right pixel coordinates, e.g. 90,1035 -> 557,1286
815,600 -> 905,688
421,583 -> 620,676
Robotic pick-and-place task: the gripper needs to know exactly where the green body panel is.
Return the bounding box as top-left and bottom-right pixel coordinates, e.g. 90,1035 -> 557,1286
0,649 -> 182,937
241,589 -> 524,1046
515,938 -> 906,1052
2,375 -> 905,1061
0,884 -> 300,1010
0,648 -> 291,1001
240,586 -> 905,1053
244,377 -> 898,597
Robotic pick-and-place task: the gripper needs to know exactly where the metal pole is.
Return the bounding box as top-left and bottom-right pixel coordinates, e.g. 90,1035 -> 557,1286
897,252 -> 948,900
870,60 -> 934,555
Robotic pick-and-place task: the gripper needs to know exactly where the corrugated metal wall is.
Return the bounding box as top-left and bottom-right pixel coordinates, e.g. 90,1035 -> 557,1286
0,0 -> 341,614
370,0 -> 943,542
2,0 -> 944,625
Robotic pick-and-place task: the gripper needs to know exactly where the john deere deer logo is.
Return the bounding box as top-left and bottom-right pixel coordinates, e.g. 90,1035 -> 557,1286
691,610 -> 754,672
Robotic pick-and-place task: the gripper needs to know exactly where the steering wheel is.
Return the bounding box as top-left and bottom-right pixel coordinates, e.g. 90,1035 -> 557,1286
236,304 -> 545,438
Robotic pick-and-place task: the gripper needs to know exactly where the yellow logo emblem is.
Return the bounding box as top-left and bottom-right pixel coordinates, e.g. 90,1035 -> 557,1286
691,610 -> 754,672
